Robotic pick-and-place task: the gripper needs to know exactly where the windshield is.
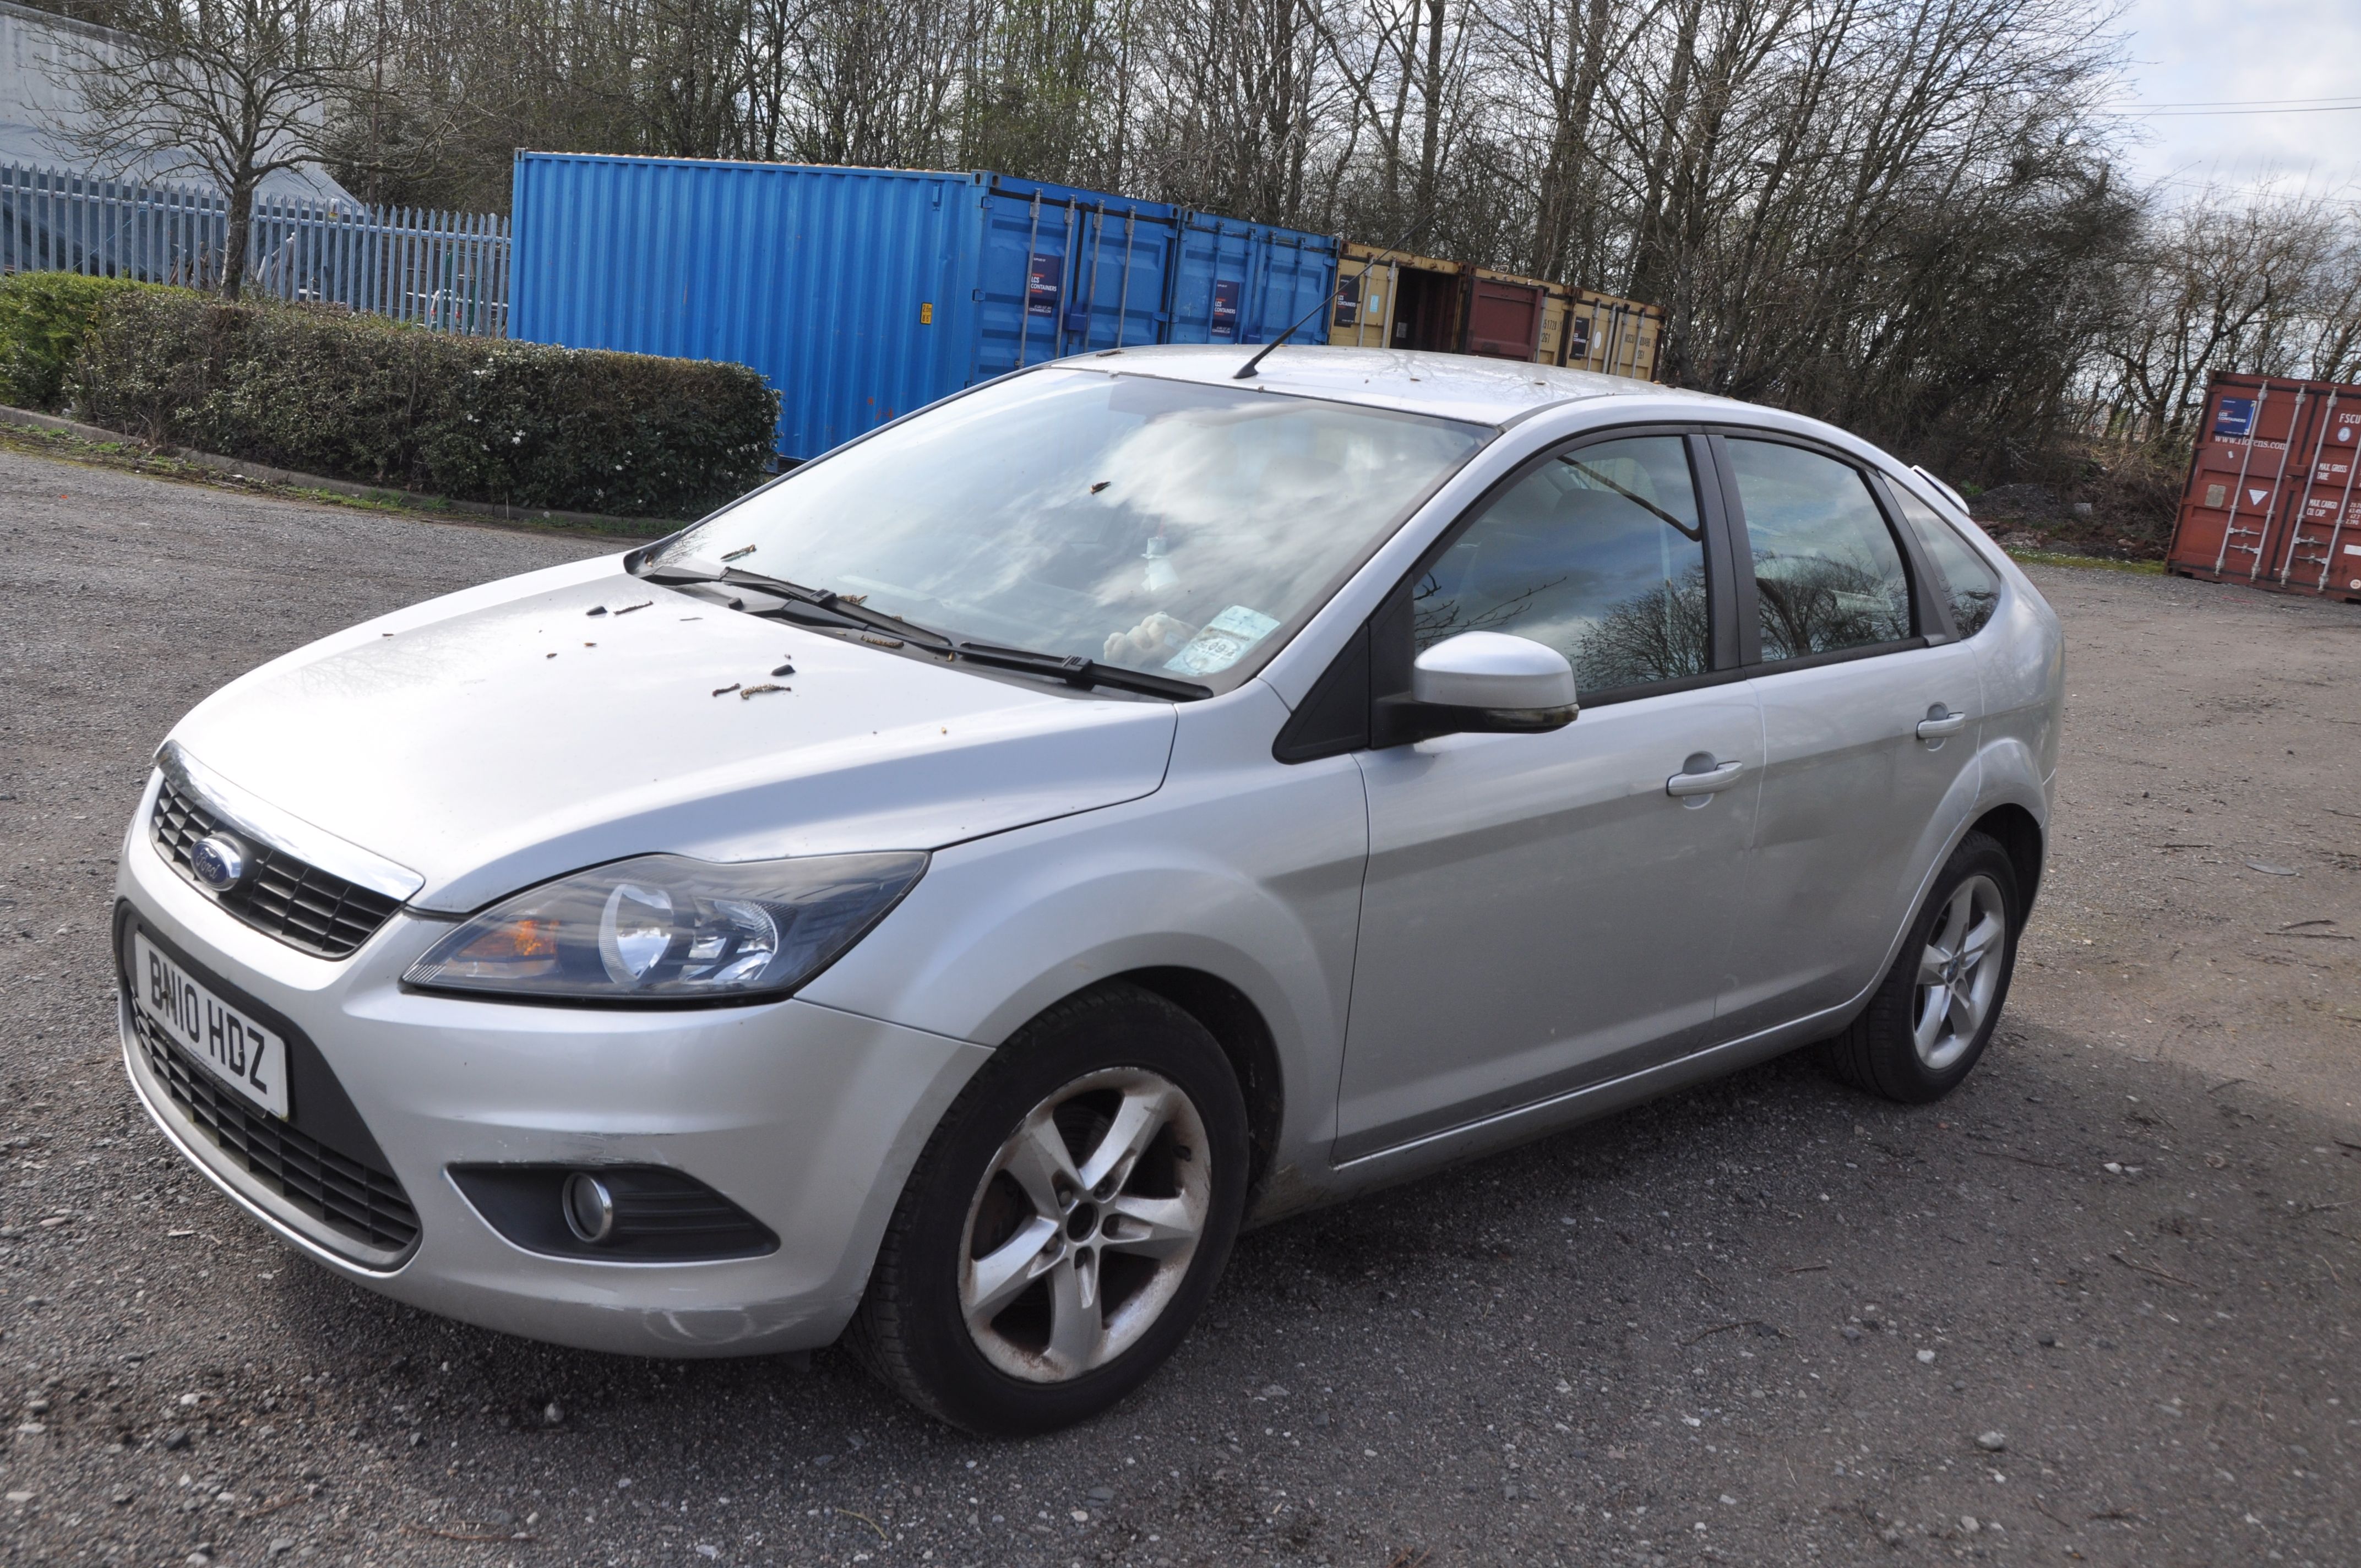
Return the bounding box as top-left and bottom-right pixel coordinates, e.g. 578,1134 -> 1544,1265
650,368 -> 1488,688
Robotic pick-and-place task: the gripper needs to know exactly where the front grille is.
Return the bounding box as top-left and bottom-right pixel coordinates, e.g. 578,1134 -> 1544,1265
132,1008 -> 420,1255
152,778 -> 401,958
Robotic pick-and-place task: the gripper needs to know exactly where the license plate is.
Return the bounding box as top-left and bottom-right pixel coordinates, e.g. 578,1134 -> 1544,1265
130,933 -> 289,1119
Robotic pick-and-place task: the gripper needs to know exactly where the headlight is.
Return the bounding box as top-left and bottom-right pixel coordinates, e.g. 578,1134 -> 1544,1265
403,852 -> 927,1003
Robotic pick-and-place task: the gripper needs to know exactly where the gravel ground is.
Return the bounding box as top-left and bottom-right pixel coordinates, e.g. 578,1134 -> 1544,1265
2,450 -> 2357,1568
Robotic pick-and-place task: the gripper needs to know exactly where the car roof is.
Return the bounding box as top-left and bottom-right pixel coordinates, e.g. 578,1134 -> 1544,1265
1047,345 -> 1964,525
1075,344 -> 1738,427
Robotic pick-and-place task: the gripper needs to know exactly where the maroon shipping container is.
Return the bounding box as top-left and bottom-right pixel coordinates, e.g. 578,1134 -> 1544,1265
1462,273 -> 1545,360
2168,372 -> 2361,600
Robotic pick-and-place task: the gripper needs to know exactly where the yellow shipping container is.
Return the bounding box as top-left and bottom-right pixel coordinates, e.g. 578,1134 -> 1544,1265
1325,243 -> 1466,352
1557,288 -> 1665,380
1327,241 -> 1665,380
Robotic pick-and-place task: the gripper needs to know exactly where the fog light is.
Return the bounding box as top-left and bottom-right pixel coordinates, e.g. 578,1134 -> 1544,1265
451,1164 -> 778,1260
562,1172 -> 616,1244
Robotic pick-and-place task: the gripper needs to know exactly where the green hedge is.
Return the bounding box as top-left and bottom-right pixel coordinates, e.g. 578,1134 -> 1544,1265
0,274 -> 159,412
0,275 -> 779,519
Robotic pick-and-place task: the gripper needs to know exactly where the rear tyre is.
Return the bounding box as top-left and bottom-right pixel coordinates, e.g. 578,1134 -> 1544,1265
1823,831 -> 2020,1104
848,983 -> 1249,1434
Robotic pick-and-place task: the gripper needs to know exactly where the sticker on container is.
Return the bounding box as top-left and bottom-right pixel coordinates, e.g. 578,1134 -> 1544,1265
1027,253 -> 1063,319
2204,482 -> 2226,508
1166,605 -> 1281,677
2249,487 -> 2270,507
1333,275 -> 1361,326
1211,279 -> 1242,339
2215,398 -> 2256,438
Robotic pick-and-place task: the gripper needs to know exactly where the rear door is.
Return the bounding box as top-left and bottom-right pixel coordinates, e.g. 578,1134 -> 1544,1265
1709,433 -> 1984,1037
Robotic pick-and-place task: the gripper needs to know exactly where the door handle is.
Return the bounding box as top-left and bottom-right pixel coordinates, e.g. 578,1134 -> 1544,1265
1665,759 -> 1745,797
1916,706 -> 1969,741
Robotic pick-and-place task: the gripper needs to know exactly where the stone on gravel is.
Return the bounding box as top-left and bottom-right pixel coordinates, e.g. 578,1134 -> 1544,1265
1976,1431 -> 2006,1452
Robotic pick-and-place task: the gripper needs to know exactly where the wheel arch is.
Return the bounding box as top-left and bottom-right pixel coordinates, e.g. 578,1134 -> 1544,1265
1114,966 -> 1285,1204
1967,802 -> 2044,919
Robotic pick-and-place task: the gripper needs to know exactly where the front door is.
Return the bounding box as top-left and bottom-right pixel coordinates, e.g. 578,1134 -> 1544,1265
1709,434 -> 1986,1036
1335,433 -> 1761,1161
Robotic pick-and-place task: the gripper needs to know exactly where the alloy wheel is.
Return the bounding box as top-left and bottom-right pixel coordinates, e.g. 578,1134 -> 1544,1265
1912,873 -> 2008,1072
959,1066 -> 1212,1384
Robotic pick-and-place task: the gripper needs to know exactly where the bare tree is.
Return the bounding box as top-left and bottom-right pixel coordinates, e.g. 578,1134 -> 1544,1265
296,0 -> 2194,483
53,0 -> 360,297
2090,187 -> 2361,447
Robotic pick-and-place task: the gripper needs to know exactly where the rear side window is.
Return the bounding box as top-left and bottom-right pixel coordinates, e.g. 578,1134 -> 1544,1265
1727,439 -> 1913,661
1412,434 -> 1710,694
1892,486 -> 2002,636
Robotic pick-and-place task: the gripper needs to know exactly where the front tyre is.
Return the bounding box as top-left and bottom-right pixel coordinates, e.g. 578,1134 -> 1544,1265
849,983 -> 1249,1434
1823,830 -> 2021,1104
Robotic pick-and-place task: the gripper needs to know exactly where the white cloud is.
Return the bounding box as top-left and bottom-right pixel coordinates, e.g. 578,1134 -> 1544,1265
2110,0 -> 2361,197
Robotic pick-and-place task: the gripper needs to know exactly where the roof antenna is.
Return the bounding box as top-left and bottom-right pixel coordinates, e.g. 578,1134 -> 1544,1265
1235,217 -> 1423,381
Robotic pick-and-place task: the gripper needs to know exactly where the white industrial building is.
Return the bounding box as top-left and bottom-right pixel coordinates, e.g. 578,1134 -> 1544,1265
1,0 -> 353,203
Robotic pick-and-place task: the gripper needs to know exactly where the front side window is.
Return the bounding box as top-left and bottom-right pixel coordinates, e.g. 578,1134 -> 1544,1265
1410,434 -> 1711,695
652,369 -> 1486,687
1727,439 -> 1912,661
1892,486 -> 2002,636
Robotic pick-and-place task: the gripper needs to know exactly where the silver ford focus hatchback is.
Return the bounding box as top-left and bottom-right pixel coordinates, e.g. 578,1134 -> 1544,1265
114,346 -> 2061,1433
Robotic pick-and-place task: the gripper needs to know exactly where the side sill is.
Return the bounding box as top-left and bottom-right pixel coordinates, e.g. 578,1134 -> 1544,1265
1331,995 -> 1868,1176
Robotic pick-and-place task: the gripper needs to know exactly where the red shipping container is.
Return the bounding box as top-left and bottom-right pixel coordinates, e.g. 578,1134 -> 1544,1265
2168,371 -> 2361,600
1463,275 -> 1545,360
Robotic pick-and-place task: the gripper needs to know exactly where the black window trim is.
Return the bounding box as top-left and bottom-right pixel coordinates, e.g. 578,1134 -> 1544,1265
1273,419 -> 1740,761
1703,426 -> 1955,669
1864,469 -> 1960,642
1870,468 -> 2007,643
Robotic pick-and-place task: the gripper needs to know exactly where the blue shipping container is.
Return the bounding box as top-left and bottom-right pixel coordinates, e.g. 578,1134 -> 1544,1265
508,153 -> 1339,460
1167,210 -> 1336,351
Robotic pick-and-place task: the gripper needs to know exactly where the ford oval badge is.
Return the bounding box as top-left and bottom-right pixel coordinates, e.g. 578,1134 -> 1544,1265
189,834 -> 250,892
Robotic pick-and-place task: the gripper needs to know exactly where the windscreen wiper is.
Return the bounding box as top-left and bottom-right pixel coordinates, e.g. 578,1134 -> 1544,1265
951,641 -> 1211,701
641,563 -> 952,646
642,562 -> 1207,699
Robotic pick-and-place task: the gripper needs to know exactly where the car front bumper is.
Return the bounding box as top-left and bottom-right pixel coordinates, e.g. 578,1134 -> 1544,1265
113,782 -> 991,1358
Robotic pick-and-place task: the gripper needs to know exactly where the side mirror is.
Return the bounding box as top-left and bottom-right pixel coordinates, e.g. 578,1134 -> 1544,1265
1375,631 -> 1579,746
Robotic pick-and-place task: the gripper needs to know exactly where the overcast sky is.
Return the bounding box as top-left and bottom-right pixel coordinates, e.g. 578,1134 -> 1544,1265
2111,0 -> 2361,198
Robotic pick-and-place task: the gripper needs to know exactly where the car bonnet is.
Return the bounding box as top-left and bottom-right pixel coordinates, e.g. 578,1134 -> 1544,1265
161,558 -> 1179,914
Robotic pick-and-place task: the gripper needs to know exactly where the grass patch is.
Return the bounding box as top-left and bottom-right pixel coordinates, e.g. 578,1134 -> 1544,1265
0,420 -> 675,542
2005,547 -> 2165,575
